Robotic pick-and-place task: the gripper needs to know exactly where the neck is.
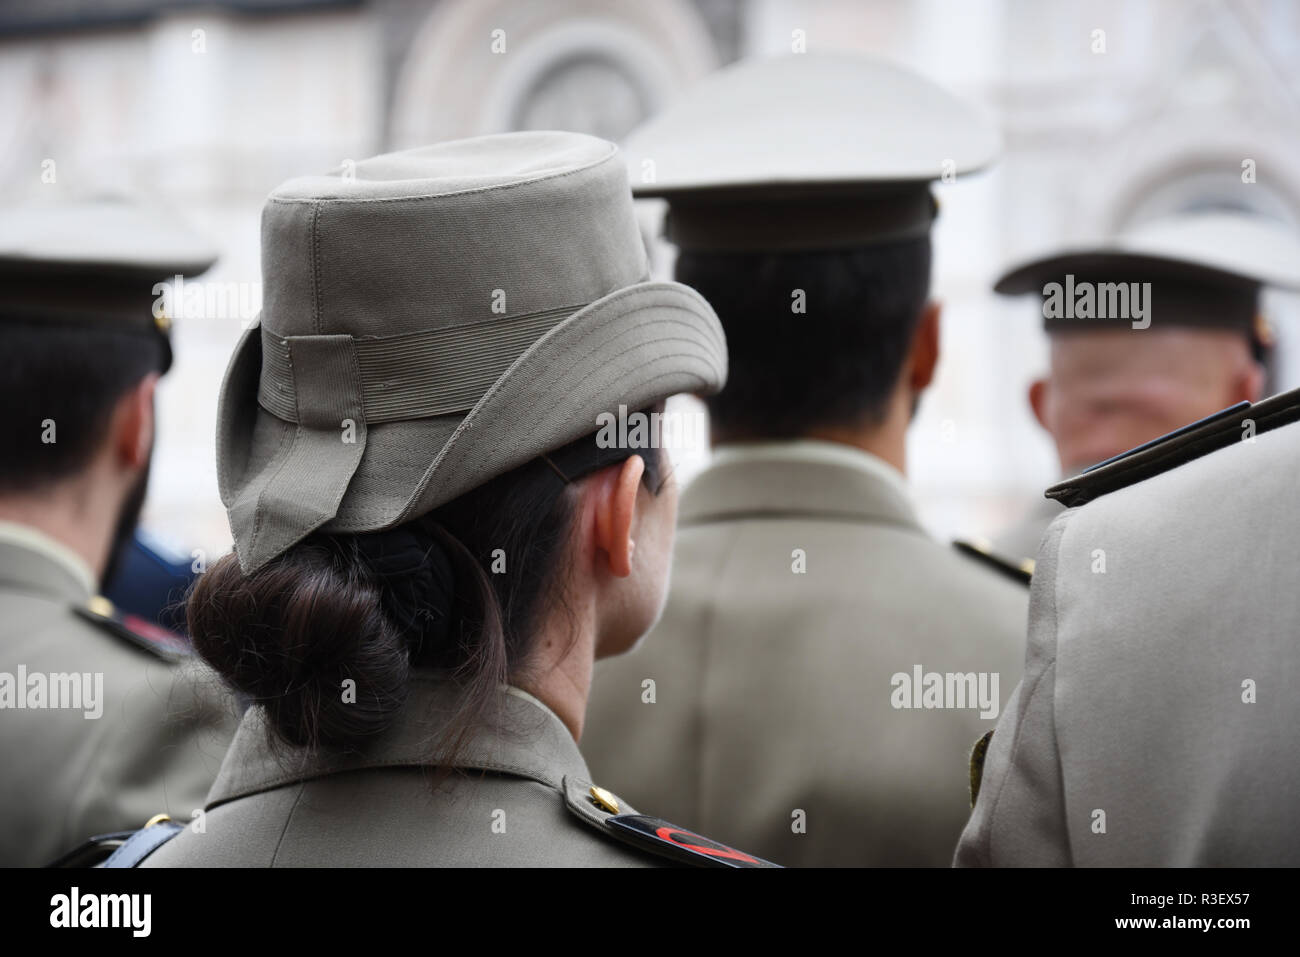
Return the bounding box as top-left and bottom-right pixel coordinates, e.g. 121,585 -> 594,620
513,605 -> 597,743
715,391 -> 913,475
0,478 -> 120,585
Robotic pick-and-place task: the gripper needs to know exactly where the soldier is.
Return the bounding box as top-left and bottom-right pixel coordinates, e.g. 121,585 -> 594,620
0,199 -> 236,866
580,54 -> 1029,867
957,385 -> 1300,866
131,131 -> 774,867
992,211 -> 1300,561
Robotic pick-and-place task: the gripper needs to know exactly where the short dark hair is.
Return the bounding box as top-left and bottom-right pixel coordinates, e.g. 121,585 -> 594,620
675,236 -> 931,439
0,323 -> 165,493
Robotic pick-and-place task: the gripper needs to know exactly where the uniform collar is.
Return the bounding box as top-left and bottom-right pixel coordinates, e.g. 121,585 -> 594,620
680,440 -> 925,533
0,522 -> 96,603
206,673 -> 592,807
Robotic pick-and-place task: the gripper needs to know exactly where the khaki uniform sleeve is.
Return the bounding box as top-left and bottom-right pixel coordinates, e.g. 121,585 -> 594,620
955,515 -> 1073,867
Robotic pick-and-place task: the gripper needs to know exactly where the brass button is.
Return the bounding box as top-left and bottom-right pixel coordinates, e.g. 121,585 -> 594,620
589,785 -> 620,814
87,595 -> 115,618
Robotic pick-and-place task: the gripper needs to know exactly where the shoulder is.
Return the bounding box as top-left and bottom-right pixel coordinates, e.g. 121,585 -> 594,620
557,777 -> 779,868
72,596 -> 191,663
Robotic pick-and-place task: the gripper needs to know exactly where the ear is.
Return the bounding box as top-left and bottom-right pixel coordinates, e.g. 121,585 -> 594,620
590,455 -> 646,578
112,373 -> 158,470
1237,360 -> 1266,404
1028,377 -> 1051,432
908,301 -> 941,393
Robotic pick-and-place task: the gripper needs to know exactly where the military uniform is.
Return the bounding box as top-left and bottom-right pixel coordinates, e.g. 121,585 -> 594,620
0,199 -> 235,866
144,676 -> 772,867
0,526 -> 235,866
581,55 -> 1026,866
583,441 -> 1027,866
115,132 -> 756,867
957,387 -> 1300,866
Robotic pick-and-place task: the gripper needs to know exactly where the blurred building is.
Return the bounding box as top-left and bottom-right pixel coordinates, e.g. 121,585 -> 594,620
2,0 -> 1298,553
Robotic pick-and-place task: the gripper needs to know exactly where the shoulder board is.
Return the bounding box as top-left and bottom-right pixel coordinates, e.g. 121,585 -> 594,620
73,596 -> 190,663
562,777 -> 780,868
969,729 -> 994,809
1047,388 -> 1300,508
953,539 -> 1033,585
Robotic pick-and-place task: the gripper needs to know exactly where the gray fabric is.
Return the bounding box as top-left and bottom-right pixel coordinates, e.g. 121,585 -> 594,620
230,334 -> 368,573
582,455 -> 1028,867
219,132 -> 726,573
957,415 -> 1300,866
143,675 -> 664,867
0,539 -> 236,866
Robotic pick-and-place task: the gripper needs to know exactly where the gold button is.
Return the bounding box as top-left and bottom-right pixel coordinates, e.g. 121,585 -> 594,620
87,595 -> 115,618
589,785 -> 620,814
1020,558 -> 1036,576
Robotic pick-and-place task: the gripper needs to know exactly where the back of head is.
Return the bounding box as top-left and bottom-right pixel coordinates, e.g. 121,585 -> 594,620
676,237 -> 932,440
0,198 -> 213,494
191,131 -> 726,759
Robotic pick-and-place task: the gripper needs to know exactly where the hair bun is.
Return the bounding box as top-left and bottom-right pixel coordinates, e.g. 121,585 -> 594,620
189,543 -> 411,750
351,527 -> 455,656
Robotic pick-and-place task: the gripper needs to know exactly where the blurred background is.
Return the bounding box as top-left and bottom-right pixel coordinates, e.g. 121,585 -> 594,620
2,0 -> 1298,558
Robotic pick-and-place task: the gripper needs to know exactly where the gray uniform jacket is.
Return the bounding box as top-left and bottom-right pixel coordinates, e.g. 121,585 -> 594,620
0,537 -> 235,866
957,390 -> 1300,866
145,674 -> 769,867
582,445 -> 1029,866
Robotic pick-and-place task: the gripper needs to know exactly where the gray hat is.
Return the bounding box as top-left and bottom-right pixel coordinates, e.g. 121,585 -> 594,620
995,211 -> 1300,354
0,197 -> 217,372
622,53 -> 1000,252
219,131 -> 727,574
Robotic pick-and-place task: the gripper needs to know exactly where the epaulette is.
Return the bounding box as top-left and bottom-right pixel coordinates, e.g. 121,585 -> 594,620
969,730 -> 994,808
953,538 -> 1033,585
562,778 -> 780,868
1046,387 -> 1300,507
73,595 -> 190,663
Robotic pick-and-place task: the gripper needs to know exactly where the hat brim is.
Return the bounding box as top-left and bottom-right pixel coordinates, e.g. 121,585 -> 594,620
993,249 -> 1258,296
217,280 -> 726,556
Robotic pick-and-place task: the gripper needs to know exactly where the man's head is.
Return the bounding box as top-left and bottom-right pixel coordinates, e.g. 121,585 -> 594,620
0,323 -> 164,581
0,197 -> 216,582
995,212 -> 1300,474
675,237 -> 940,442
619,53 -> 999,456
1030,326 -> 1264,473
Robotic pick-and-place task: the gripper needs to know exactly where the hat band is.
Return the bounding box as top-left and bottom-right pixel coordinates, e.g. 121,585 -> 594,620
257,302 -> 583,424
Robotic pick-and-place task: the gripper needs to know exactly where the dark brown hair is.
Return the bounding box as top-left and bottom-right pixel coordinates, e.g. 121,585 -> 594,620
187,415 -> 666,762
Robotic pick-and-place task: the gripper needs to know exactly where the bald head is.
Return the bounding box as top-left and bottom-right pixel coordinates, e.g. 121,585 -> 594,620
1030,327 -> 1265,473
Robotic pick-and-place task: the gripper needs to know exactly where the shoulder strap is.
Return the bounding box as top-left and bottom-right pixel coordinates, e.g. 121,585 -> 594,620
953,539 -> 1033,585
73,595 -> 189,662
100,819 -> 185,868
1046,387 -> 1300,508
561,777 -> 779,867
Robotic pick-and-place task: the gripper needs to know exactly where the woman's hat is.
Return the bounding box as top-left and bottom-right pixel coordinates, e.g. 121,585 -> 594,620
218,131 -> 727,573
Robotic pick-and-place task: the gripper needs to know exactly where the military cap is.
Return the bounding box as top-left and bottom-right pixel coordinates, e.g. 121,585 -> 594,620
0,197 -> 217,372
621,53 -> 1001,252
219,131 -> 727,574
994,211 -> 1300,357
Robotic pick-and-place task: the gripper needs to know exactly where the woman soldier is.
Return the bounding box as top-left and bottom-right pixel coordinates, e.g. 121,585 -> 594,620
134,131 -> 766,867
